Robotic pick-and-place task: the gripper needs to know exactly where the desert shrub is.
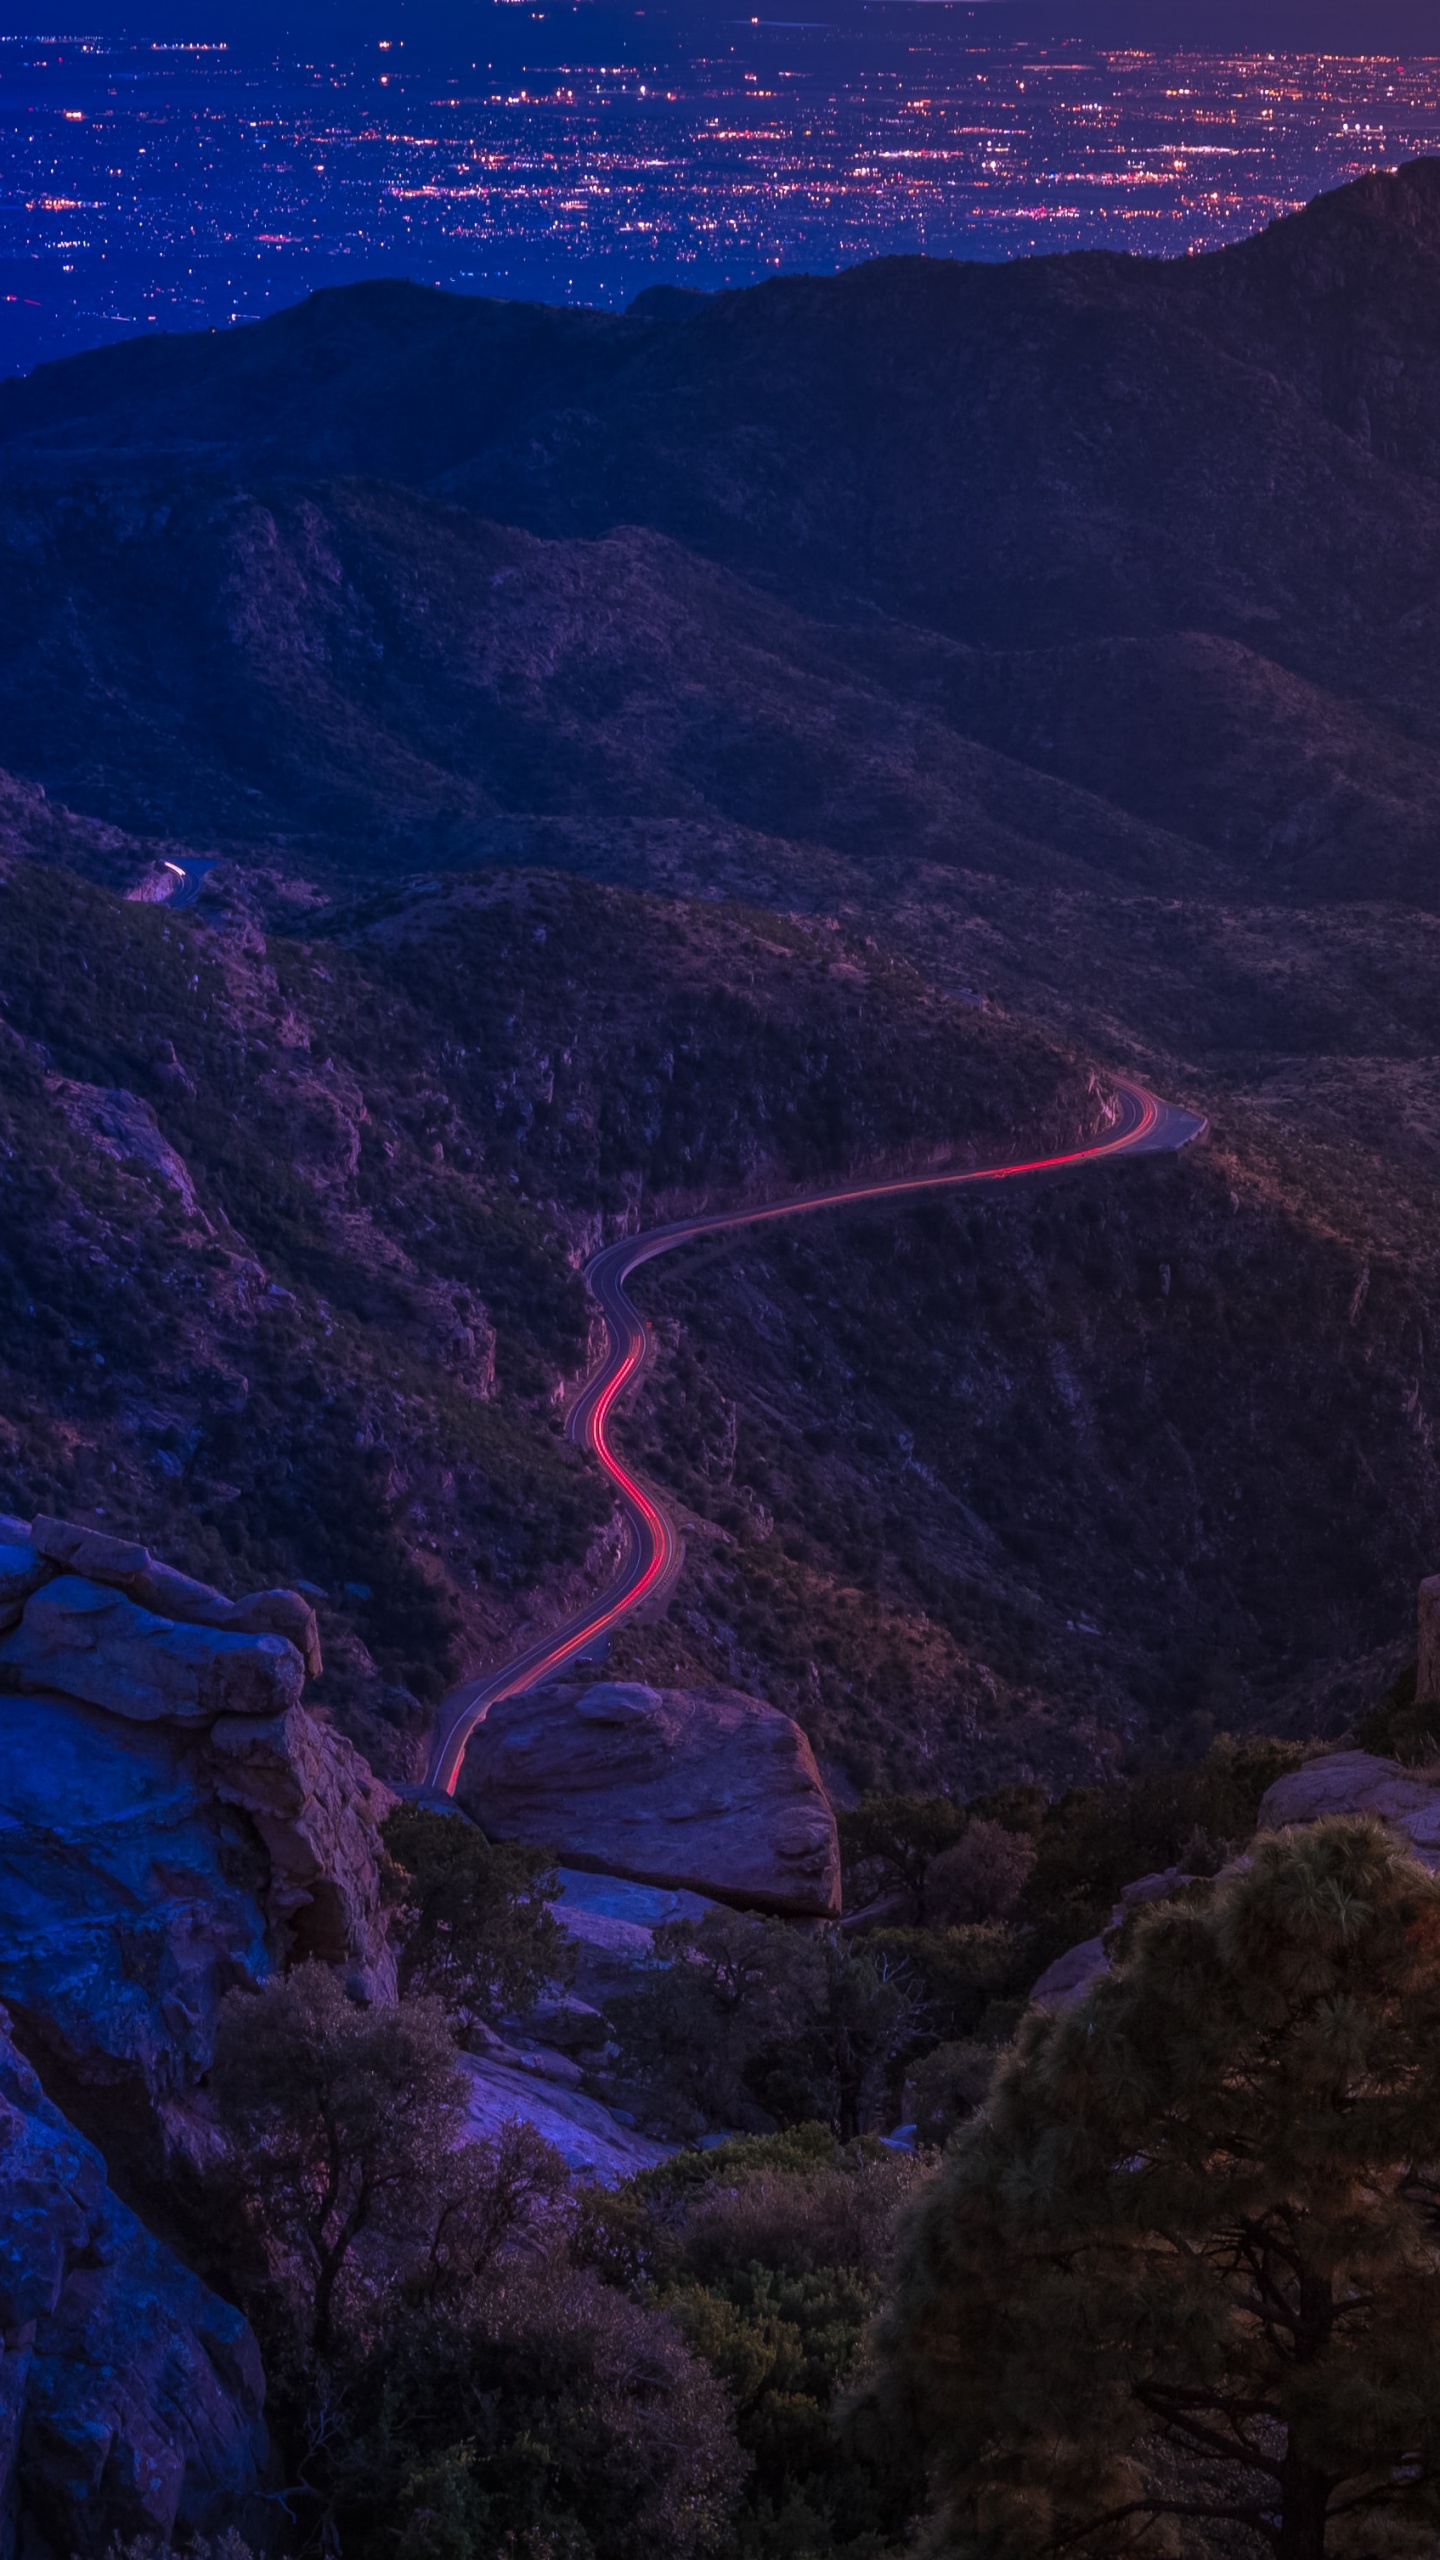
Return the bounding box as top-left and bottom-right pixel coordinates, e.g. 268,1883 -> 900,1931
843,1743 -> 1305,2003
902,2039 -> 997,2148
744,1936 -> 923,2141
657,2150 -> 924,2558
605,1915 -> 919,2139
604,1909 -> 830,2137
922,1818 -> 1034,1925
837,1792 -> 968,1915
679,2160 -> 918,2286
1016,1735 -> 1305,1956
341,2255 -> 746,2560
383,1803 -> 574,2025
209,1964 -> 471,2358
863,1921 -> 1025,2049
207,1963 -> 565,2370
404,2119 -> 570,2311
569,2128 -> 924,2558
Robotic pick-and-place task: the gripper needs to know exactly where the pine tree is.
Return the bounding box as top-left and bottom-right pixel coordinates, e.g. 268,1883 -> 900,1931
874,1817 -> 1440,2558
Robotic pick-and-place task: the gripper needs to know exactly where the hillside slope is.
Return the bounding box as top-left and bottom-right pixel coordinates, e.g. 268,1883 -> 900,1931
4,169 -> 1440,1790
5,847 -> 1437,1799
5,162 -> 1440,706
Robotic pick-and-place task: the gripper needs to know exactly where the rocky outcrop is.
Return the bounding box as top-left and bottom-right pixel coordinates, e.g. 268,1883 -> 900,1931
207,1706 -> 397,1998
0,1514 -> 405,2549
1030,1746 -> 1440,2019
50,1078 -> 208,1222
1257,1749 -> 1440,1869
1030,1869 -> 1199,2014
0,2006 -> 268,2557
0,1576 -> 305,1725
0,1536 -> 48,1633
26,1515 -> 323,1676
0,1512 -> 396,2078
0,1687 -> 269,2101
549,1866 -> 719,2005
459,2049 -> 672,2184
461,1680 -> 841,1917
1030,1934 -> 1111,2015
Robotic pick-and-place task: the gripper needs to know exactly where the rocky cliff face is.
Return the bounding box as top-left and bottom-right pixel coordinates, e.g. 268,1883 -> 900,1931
0,1511 -> 400,2553
0,2006 -> 268,2558
0,1511 -> 396,2019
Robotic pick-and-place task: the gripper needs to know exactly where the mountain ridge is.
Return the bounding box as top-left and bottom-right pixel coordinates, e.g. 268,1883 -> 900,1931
5,163 -> 1440,1786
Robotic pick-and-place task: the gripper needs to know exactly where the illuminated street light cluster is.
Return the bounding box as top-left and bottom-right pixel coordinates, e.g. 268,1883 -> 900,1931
2,31 -> 1437,370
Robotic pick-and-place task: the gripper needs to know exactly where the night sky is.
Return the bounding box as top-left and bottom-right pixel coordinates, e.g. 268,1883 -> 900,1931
0,0 -> 1434,56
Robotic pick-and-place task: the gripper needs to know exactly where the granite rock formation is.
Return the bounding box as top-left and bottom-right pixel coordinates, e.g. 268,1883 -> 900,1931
0,1512 -> 390,2028
0,1513 -> 403,2550
24,1514 -> 322,1674
0,1575 -> 305,1726
1030,1738 -> 1440,2018
206,1704 -> 398,1992
0,1684 -> 270,2106
460,1679 -> 841,1917
548,1866 -> 720,2006
459,2048 -> 672,2183
0,2004 -> 268,2557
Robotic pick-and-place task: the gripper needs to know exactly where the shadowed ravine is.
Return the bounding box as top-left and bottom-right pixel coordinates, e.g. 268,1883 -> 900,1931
429,1079 -> 1206,1794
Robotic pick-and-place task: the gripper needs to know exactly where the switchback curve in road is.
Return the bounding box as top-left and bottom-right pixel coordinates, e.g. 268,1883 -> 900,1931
427,1077 -> 1206,1795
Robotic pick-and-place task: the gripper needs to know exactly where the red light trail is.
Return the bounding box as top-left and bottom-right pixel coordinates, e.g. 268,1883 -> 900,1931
428,1076 -> 1205,1795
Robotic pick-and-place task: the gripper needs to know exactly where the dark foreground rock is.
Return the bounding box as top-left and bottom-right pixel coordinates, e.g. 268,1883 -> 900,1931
0,2006 -> 268,2556
460,1679 -> 841,1916
0,1685 -> 270,2105
0,1682 -> 396,2160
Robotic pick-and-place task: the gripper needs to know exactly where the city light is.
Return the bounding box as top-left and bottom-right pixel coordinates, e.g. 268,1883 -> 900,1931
1,32 -> 1437,373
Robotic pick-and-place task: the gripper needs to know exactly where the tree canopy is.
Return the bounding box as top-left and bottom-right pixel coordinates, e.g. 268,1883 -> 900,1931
875,1817 -> 1440,2560
211,1962 -> 475,2357
382,1801 -> 573,2025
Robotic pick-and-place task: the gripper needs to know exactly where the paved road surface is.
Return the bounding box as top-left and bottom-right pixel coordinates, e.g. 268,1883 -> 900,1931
427,1077 -> 1206,1795
162,858 -> 217,910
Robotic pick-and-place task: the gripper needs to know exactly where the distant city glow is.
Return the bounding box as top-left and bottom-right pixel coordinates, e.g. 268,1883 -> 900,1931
1,30 -> 1438,373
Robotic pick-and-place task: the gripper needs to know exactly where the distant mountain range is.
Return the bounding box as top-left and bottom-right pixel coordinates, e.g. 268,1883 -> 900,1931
7,161 -> 1440,1782
4,159 -> 1440,914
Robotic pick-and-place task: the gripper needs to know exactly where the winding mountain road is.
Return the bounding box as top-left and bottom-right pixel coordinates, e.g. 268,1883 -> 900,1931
161,858 -> 218,910
428,1077 -> 1206,1795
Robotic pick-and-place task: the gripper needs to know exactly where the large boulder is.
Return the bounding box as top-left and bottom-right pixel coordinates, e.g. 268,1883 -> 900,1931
1030,1934 -> 1110,2014
0,1577 -> 304,1725
0,2005 -> 268,2557
1257,1749 -> 1440,1868
1029,1870 -> 1199,2014
460,1680 -> 841,1917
